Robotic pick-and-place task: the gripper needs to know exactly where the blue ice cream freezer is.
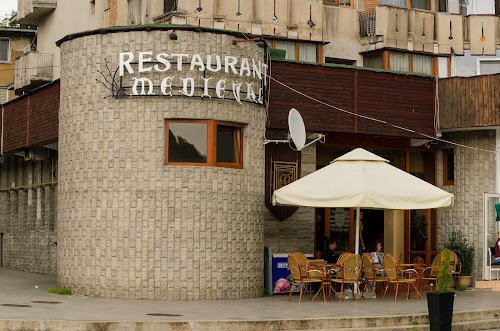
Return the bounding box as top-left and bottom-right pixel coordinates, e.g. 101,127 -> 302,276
271,253 -> 313,294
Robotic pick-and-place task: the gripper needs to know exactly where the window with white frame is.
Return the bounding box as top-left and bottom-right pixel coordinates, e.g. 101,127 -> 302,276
478,59 -> 500,75
0,38 -> 10,63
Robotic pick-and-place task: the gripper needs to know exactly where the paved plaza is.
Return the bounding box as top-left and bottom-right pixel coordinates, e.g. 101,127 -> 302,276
1,268 -> 500,330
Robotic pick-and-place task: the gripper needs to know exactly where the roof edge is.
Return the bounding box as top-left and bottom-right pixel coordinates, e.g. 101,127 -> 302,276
56,24 -> 258,47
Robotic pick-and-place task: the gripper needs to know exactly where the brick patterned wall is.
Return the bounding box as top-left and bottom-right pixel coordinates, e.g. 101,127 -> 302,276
264,144 -> 316,254
58,30 -> 266,300
436,130 -> 496,280
0,155 -> 58,275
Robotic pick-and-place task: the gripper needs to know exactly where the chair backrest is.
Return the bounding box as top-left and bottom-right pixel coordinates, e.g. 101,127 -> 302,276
382,253 -> 398,281
430,252 -> 443,277
342,254 -> 362,281
288,254 -> 302,282
293,252 -> 308,269
337,252 -> 352,266
361,253 -> 375,279
449,250 -> 460,272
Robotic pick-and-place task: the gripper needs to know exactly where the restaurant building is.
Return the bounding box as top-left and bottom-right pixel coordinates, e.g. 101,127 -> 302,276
0,0 -> 499,300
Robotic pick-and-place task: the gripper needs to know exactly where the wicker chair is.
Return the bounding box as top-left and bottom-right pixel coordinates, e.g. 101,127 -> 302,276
420,252 -> 443,289
361,253 -> 387,298
332,253 -> 362,300
287,253 -> 326,302
382,253 -> 422,302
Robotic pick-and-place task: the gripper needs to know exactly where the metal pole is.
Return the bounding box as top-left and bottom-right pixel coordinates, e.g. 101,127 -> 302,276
355,207 -> 360,255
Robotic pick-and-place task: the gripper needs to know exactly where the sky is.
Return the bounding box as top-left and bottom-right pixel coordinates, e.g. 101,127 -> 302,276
0,0 -> 17,19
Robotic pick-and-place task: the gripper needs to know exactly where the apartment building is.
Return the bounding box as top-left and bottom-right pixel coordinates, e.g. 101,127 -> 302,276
0,28 -> 34,103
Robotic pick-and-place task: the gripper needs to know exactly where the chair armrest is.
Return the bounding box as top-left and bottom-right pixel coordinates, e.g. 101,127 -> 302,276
306,269 -> 324,280
402,269 -> 418,279
420,266 -> 433,278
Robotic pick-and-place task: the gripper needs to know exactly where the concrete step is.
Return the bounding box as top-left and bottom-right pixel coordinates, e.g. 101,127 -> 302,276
0,311 -> 499,331
475,280 -> 500,292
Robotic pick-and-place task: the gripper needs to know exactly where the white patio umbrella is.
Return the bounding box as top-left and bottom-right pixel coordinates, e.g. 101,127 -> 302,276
272,148 -> 454,255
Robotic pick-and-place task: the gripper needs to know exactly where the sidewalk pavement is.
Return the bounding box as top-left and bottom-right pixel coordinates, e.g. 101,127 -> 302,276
1,267 -> 500,323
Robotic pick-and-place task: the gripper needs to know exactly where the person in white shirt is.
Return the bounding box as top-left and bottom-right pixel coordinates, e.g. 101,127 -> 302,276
370,241 -> 385,269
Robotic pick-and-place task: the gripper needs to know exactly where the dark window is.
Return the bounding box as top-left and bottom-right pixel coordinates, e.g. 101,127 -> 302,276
165,120 -> 243,168
411,0 -> 429,10
167,122 -> 208,163
164,0 -> 178,13
438,0 -> 447,12
216,125 -> 242,165
443,149 -> 454,185
363,53 -> 383,69
496,0 -> 500,15
0,38 -> 9,63
325,57 -> 356,66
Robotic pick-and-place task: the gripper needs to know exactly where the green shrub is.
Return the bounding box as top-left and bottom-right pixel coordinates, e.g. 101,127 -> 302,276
48,287 -> 72,295
436,249 -> 452,293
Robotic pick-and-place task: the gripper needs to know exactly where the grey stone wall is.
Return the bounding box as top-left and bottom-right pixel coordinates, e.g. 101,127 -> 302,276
58,30 -> 266,300
0,154 -> 57,275
436,130 -> 496,279
264,144 -> 316,254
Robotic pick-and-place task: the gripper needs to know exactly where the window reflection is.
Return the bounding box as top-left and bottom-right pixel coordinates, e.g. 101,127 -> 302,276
168,123 -> 207,163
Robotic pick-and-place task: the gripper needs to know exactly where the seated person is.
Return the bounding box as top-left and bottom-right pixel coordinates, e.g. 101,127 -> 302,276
323,239 -> 339,264
496,231 -> 500,263
370,241 -> 385,269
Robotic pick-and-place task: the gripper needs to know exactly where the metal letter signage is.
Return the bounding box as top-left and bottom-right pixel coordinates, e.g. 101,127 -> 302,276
114,52 -> 268,105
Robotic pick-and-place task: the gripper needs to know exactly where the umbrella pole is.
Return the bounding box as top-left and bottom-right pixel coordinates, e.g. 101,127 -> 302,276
355,207 -> 360,255
354,207 -> 360,296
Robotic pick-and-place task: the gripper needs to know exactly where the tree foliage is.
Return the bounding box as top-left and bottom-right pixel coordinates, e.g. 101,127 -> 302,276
0,11 -> 17,28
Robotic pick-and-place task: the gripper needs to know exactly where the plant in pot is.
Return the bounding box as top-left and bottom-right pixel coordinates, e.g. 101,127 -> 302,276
445,230 -> 475,289
427,248 -> 455,331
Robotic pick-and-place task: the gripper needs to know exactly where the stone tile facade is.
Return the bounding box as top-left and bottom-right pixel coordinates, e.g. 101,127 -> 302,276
437,130 -> 496,279
0,155 -> 57,275
264,144 -> 316,254
57,30 -> 266,300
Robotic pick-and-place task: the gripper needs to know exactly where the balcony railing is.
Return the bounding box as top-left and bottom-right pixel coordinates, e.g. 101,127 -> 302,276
359,11 -> 376,37
14,52 -> 54,94
14,0 -> 57,25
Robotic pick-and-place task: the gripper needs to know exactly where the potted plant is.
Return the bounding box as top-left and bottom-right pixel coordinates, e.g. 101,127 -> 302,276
427,248 -> 455,331
445,230 -> 475,288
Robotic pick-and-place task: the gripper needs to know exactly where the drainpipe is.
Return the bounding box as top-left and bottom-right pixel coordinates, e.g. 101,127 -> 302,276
1,104 -> 4,155
496,129 -> 500,193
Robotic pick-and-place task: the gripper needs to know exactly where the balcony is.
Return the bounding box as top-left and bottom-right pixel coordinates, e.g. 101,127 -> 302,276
14,0 -> 57,25
438,74 -> 500,130
14,52 -> 54,95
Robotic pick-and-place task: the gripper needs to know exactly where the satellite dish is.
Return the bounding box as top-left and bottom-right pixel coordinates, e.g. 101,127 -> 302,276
288,108 -> 306,150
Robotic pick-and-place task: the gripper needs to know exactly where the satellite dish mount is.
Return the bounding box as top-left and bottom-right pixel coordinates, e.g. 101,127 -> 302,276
263,108 -> 325,151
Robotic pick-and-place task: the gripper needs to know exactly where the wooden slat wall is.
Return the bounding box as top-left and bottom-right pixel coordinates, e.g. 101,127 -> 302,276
268,61 -> 436,138
438,74 -> 500,130
1,81 -> 59,155
363,0 -> 380,12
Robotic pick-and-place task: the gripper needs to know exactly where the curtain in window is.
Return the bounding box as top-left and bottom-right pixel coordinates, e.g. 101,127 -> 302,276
274,40 -> 297,61
0,87 -> 7,104
299,43 -> 317,63
363,54 -> 383,69
380,0 -> 407,7
390,52 -> 410,72
413,54 -> 433,75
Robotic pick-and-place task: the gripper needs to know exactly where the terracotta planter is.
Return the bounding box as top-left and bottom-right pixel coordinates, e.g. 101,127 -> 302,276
457,276 -> 473,289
